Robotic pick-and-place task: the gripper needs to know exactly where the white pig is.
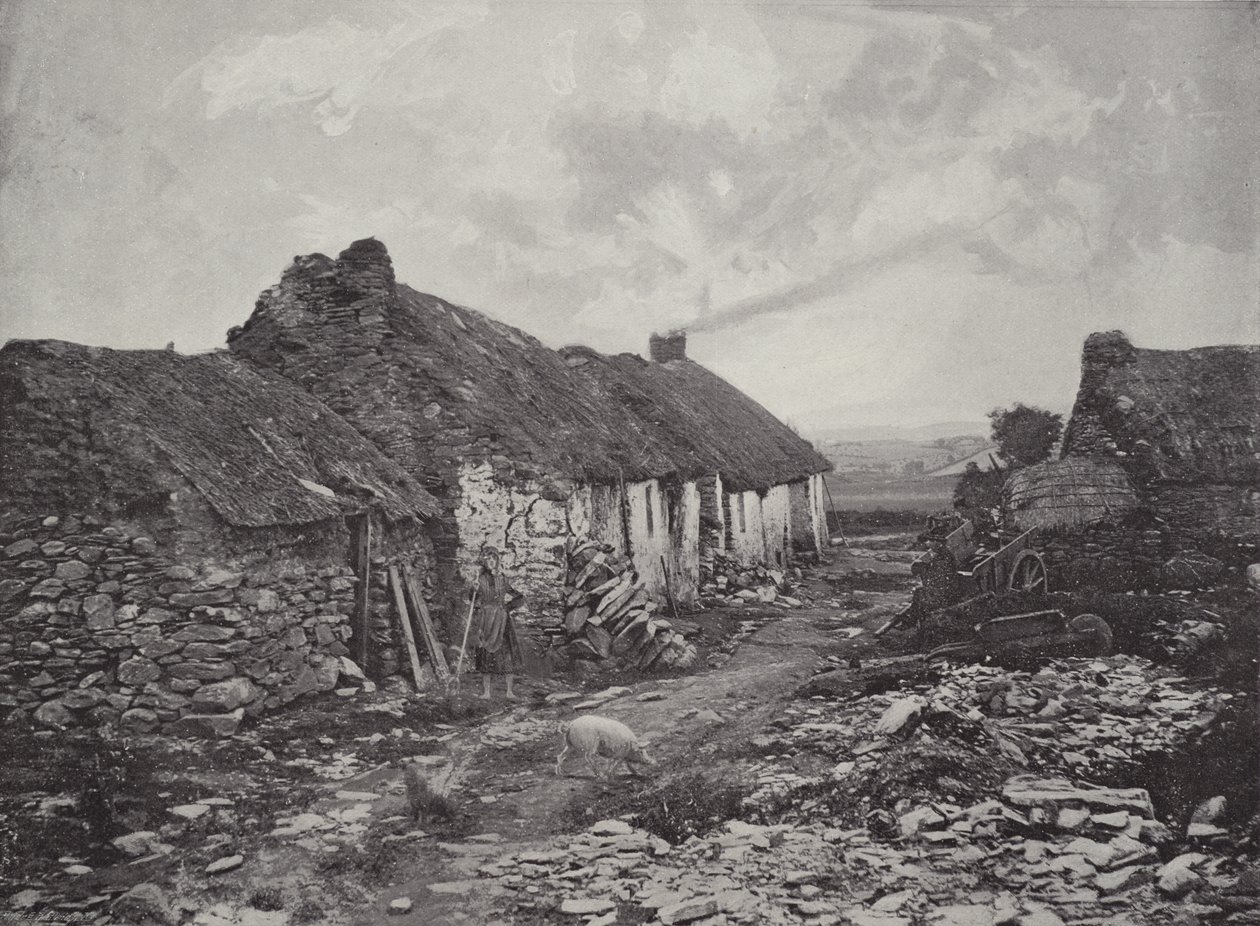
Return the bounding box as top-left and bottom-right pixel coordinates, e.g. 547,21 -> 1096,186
556,715 -> 656,779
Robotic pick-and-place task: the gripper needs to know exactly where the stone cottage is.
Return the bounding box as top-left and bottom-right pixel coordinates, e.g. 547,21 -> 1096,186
0,340 -> 439,733
227,238 -> 831,638
1004,330 -> 1259,589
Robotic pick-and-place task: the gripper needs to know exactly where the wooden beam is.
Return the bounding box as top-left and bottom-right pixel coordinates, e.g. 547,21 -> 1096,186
388,565 -> 427,692
400,563 -> 451,685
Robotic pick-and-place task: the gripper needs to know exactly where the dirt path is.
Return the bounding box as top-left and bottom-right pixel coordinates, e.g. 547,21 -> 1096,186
324,554 -> 915,924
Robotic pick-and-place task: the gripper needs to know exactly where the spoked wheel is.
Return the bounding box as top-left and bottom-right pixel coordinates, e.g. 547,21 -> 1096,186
1009,551 -> 1049,595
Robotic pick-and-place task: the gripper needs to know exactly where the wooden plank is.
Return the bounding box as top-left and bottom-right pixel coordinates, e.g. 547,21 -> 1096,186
388,565 -> 427,692
353,514 -> 372,671
659,555 -> 681,620
400,563 -> 451,685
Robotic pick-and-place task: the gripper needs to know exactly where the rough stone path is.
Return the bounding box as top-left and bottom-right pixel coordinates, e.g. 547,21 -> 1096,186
337,551 -> 911,924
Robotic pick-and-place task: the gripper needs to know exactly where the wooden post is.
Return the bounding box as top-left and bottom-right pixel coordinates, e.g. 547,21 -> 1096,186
822,477 -> 848,548
388,565 -> 427,691
353,514 -> 372,670
400,563 -> 451,685
617,469 -> 633,555
659,554 -> 681,620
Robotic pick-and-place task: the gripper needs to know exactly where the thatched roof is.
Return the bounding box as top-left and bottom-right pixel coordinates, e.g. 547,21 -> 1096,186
0,340 -> 439,528
1003,458 -> 1139,532
560,348 -> 830,492
1062,331 -> 1260,486
228,239 -> 830,493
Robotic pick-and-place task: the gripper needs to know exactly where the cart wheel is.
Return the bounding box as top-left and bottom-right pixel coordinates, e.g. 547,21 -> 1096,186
1009,551 -> 1049,595
1069,613 -> 1113,656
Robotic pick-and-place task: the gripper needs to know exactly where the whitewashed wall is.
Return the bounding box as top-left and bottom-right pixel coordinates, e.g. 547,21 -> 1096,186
810,473 -> 828,551
724,484 -> 793,567
453,461 -> 570,617
788,475 -> 828,555
569,478 -> 700,608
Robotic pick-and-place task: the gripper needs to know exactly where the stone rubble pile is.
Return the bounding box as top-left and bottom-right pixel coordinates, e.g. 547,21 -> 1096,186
563,540 -> 697,669
468,814 -> 1260,926
757,654 -> 1229,798
699,553 -> 807,610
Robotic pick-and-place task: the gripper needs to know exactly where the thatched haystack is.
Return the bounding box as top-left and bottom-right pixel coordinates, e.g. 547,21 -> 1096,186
1004,458 -> 1139,532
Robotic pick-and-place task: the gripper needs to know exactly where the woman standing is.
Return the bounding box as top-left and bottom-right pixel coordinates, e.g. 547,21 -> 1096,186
471,547 -> 524,700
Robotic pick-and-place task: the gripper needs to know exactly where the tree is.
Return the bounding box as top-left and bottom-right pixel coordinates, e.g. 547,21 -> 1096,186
952,461 -> 1004,531
988,403 -> 1063,467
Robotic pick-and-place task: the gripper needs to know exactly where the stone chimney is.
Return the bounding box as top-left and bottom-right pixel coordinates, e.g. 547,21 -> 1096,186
1081,330 -> 1136,370
335,237 -> 396,301
649,330 -> 687,363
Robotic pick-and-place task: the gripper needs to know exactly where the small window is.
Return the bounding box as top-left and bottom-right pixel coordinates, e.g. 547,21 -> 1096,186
737,494 -> 747,533
645,484 -> 655,537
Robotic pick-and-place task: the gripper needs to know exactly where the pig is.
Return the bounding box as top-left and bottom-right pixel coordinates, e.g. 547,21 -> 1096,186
556,715 -> 656,780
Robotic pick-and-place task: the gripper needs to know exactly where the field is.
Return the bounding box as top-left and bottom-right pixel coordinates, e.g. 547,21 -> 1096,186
823,474 -> 954,515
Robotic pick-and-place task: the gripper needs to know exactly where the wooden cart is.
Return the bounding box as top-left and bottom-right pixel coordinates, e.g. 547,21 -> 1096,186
879,517 -> 1112,658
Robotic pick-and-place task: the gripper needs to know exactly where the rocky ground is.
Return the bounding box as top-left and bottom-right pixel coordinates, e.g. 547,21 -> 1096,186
2,534 -> 1256,926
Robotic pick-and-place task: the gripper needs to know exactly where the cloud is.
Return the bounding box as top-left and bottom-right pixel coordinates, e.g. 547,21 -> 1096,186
3,1 -> 1256,429
542,29 -> 577,96
169,6 -> 487,135
659,27 -> 778,137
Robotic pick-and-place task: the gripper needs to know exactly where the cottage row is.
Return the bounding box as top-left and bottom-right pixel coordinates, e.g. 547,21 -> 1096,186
0,238 -> 830,731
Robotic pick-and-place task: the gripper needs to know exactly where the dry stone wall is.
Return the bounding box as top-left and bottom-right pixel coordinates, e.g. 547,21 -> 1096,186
1035,520 -> 1168,593
0,514 -> 378,736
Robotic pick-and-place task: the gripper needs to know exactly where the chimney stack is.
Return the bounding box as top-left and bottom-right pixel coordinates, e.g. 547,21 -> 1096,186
649,330 -> 687,363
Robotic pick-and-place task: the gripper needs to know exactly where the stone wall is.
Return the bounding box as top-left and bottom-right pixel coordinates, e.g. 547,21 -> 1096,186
0,511 -> 432,735
1147,484 -> 1260,553
1035,520 -> 1168,593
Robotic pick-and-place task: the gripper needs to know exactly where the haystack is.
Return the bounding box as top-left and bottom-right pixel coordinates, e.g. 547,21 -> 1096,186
1003,458 -> 1138,532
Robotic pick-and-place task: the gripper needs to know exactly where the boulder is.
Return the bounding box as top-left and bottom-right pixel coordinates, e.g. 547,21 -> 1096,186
167,661 -> 235,681
172,624 -> 236,643
1247,563 -> 1260,592
205,854 -> 244,874
4,538 -> 39,558
169,589 -> 235,608
137,607 -> 176,625
111,882 -> 172,925
118,657 -> 162,686
55,561 -> 93,581
60,689 -> 106,711
171,709 -> 244,738
659,896 -> 721,924
0,578 -> 27,603
1158,864 -> 1202,898
112,831 -> 161,857
338,656 -> 367,681
82,594 -> 116,630
1161,552 -> 1225,589
875,697 -> 925,736
191,677 -> 261,713
121,708 -> 160,733
33,699 -> 74,728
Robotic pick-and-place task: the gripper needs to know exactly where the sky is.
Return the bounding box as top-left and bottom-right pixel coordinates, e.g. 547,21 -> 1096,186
1,1 -> 1257,432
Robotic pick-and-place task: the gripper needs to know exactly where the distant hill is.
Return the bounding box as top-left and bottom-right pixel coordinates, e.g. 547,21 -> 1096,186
820,433 -> 994,479
807,421 -> 988,444
925,446 -> 1002,477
